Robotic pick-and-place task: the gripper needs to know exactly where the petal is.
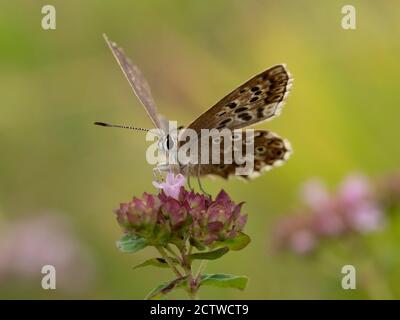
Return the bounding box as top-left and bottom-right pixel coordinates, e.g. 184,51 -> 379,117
169,188 -> 181,201
166,172 -> 175,185
174,174 -> 186,186
152,181 -> 164,189
215,189 -> 230,204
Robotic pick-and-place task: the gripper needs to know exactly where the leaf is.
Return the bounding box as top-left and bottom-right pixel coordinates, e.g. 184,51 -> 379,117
145,276 -> 188,300
116,234 -> 148,253
133,257 -> 179,270
188,247 -> 229,261
189,237 -> 206,251
200,273 -> 248,291
212,232 -> 251,251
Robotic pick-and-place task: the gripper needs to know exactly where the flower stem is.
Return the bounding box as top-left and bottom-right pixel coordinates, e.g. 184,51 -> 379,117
156,246 -> 183,278
195,260 -> 208,280
166,244 -> 182,261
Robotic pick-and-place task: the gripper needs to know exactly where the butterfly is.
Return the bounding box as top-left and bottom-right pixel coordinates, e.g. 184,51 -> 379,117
96,34 -> 292,183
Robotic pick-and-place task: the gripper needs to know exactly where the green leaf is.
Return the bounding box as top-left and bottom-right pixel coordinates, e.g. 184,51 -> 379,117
200,273 -> 248,291
145,276 -> 188,300
189,237 -> 206,251
212,232 -> 251,251
116,234 -> 148,253
188,247 -> 229,261
133,257 -> 179,270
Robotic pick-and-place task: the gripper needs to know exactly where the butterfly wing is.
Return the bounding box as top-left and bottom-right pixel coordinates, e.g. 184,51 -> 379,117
189,130 -> 291,179
103,34 -> 164,130
186,64 -> 292,133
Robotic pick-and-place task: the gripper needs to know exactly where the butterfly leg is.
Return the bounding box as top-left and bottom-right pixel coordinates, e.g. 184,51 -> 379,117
196,165 -> 211,197
181,164 -> 194,191
187,172 -> 194,192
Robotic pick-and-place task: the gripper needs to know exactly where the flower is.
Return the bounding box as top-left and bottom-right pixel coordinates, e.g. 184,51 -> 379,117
115,178 -> 248,249
153,172 -> 186,200
273,173 -> 386,255
289,230 -> 316,255
0,213 -> 94,293
114,173 -> 251,300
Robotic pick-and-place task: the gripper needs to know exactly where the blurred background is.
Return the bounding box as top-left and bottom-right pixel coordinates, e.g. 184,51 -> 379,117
1,0 -> 400,299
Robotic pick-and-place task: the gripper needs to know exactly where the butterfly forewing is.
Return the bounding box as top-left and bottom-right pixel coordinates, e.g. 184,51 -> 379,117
186,64 -> 292,133
103,34 -> 164,130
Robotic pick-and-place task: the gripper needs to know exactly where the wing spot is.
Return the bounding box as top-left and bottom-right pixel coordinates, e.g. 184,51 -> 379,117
234,107 -> 249,113
257,107 -> 265,118
217,111 -> 227,117
256,146 -> 267,154
237,113 -> 253,122
226,102 -> 237,109
218,118 -> 232,126
249,97 -> 259,103
251,86 -> 260,92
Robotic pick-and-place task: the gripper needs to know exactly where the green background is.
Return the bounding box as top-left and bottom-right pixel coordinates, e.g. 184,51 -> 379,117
1,0 -> 399,299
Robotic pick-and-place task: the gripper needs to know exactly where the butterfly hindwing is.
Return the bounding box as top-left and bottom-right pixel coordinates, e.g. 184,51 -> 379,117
188,130 -> 291,179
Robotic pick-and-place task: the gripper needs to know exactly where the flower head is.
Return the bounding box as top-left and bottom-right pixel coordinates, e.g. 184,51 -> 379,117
115,175 -> 248,249
273,173 -> 385,255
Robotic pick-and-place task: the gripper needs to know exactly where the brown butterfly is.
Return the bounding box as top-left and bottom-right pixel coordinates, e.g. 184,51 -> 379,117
96,34 -> 292,184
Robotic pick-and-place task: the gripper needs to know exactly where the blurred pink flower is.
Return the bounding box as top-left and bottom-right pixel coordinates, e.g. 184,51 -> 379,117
289,230 -> 316,255
313,211 -> 345,236
301,179 -> 330,211
345,202 -> 385,233
0,213 -> 94,293
339,174 -> 372,206
273,173 -> 386,255
153,172 -> 186,200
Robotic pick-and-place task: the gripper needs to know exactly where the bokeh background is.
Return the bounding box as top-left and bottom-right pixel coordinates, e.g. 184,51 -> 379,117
1,0 -> 400,299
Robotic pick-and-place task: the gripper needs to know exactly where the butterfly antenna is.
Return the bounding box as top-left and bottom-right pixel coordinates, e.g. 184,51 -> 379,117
94,121 -> 150,133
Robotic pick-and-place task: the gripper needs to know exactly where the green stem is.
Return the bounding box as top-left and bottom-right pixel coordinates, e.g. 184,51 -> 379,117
179,244 -> 200,300
195,260 -> 208,280
166,244 -> 182,261
156,246 -> 183,278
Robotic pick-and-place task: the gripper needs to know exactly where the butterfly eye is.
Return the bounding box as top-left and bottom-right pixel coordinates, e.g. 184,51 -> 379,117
164,134 -> 175,150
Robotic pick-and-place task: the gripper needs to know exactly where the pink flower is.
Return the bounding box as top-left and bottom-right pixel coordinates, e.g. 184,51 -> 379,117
339,174 -> 371,206
153,172 -> 186,200
0,213 -> 94,293
115,186 -> 248,248
273,172 -> 387,255
345,202 -> 385,233
301,179 -> 330,211
289,230 -> 316,255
